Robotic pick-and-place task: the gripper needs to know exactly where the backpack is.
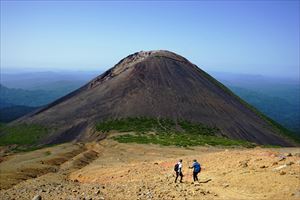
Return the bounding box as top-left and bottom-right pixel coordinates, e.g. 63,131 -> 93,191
194,163 -> 201,173
174,163 -> 179,172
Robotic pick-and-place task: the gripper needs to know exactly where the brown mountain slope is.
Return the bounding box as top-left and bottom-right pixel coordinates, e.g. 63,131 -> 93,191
16,50 -> 293,146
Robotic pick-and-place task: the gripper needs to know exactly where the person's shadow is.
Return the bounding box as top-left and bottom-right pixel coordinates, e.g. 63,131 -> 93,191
198,178 -> 212,183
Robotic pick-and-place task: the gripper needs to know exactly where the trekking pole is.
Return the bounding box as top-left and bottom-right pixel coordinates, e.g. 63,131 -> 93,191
187,161 -> 190,182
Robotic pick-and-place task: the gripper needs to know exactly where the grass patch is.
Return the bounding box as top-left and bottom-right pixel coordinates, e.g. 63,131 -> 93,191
96,117 -> 255,147
113,133 -> 254,148
0,124 -> 49,146
261,144 -> 281,148
96,117 -> 177,133
96,117 -> 217,135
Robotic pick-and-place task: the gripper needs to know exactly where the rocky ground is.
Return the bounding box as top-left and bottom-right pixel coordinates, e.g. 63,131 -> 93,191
0,139 -> 299,200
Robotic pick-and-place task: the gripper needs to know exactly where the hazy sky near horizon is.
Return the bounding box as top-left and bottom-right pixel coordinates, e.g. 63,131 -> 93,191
1,1 -> 299,78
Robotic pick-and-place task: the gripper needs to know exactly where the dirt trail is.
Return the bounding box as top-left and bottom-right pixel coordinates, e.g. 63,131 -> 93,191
0,139 -> 299,200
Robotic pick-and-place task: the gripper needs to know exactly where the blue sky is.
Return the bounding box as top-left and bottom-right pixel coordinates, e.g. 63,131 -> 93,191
1,1 -> 299,78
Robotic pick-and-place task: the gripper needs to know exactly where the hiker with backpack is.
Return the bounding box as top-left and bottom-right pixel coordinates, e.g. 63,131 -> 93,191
174,159 -> 183,183
189,159 -> 201,182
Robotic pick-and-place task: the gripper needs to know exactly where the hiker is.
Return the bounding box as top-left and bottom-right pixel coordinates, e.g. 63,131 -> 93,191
174,159 -> 183,183
189,159 -> 201,182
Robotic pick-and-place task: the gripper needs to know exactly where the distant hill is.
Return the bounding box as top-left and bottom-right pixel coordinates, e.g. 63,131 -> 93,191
229,87 -> 300,134
0,81 -> 93,123
0,100 -> 14,109
0,105 -> 38,122
0,84 -> 76,107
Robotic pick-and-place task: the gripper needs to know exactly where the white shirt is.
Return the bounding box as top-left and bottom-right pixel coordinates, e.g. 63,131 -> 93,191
177,162 -> 182,172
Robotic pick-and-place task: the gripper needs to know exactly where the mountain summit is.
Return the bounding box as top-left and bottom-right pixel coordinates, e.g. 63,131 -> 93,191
17,50 -> 293,145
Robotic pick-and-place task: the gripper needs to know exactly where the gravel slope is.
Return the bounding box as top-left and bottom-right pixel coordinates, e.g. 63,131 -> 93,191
0,140 -> 299,200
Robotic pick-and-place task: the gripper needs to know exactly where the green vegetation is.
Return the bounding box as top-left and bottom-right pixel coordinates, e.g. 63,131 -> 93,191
261,144 -> 281,148
96,117 -> 255,147
113,133 -> 254,147
96,117 -> 177,133
0,124 -> 49,146
96,117 -> 218,135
